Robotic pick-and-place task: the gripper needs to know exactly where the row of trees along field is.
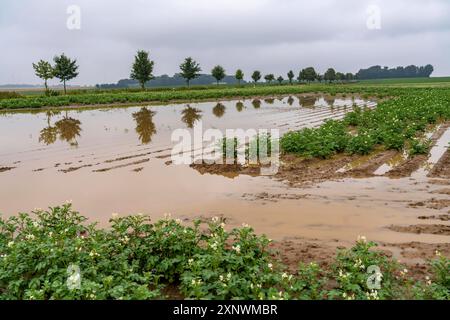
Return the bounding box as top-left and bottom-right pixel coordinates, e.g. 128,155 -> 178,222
33,50 -> 434,93
32,54 -> 79,95
128,51 -> 355,88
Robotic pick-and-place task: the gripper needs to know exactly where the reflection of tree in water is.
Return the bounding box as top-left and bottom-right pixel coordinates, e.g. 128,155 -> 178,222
264,98 -> 274,104
55,116 -> 82,147
324,96 -> 336,107
252,99 -> 261,109
212,102 -> 226,118
181,105 -> 202,128
287,96 -> 294,106
299,96 -> 317,108
39,126 -> 58,145
235,101 -> 244,112
132,107 -> 156,144
39,110 -> 61,145
39,110 -> 81,147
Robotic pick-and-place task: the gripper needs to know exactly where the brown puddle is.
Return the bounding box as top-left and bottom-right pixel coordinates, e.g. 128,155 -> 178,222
374,151 -> 409,176
413,126 -> 450,178
429,149 -> 450,179
0,96 -> 449,264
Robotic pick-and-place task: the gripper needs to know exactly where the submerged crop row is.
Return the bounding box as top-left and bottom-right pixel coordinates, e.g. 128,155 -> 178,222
281,88 -> 450,158
0,204 -> 448,300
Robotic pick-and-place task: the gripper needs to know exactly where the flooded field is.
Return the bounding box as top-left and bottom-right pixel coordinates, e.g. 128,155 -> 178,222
1,94 -> 449,261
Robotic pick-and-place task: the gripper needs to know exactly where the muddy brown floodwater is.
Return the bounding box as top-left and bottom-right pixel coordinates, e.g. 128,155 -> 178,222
1,95 -> 449,268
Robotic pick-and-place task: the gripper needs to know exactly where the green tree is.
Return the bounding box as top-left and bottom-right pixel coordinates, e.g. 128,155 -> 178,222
287,70 -> 295,85
211,65 -> 226,85
316,73 -> 323,83
303,67 -> 317,83
130,50 -> 155,90
235,69 -> 244,85
53,54 -> 79,94
264,74 -> 275,84
422,64 -> 434,77
298,67 -> 317,83
251,71 -> 261,84
180,57 -> 202,87
32,60 -> 54,93
324,68 -> 336,83
277,76 -> 284,85
297,69 -> 305,82
345,73 -> 354,81
336,72 -> 345,82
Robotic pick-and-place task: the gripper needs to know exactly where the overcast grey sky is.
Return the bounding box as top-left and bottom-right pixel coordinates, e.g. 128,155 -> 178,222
1,0 -> 449,85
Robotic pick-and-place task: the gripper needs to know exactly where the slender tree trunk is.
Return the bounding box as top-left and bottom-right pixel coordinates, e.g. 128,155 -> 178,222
63,80 -> 67,94
141,82 -> 145,90
187,80 -> 190,88
44,80 -> 48,92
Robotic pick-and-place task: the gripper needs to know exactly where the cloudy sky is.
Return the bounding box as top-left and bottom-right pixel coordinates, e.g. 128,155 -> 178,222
1,0 -> 449,85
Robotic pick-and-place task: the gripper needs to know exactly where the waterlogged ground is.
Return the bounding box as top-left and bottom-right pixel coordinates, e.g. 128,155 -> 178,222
1,94 -> 449,265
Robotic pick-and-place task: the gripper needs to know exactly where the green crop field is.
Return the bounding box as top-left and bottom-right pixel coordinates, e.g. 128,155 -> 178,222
281,87 -> 450,158
1,79 -> 450,110
357,77 -> 450,87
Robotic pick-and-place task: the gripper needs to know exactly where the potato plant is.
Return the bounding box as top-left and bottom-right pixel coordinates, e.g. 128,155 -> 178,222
0,204 -> 448,300
282,88 -> 450,158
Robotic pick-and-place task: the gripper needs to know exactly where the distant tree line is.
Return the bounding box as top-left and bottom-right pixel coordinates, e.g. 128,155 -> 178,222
356,65 -> 434,80
96,74 -> 246,89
